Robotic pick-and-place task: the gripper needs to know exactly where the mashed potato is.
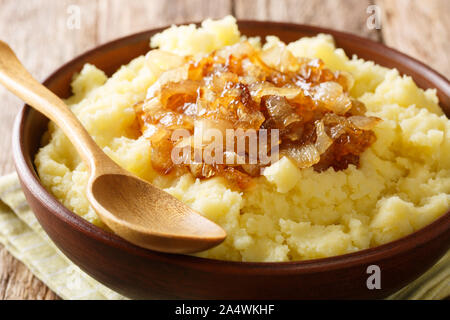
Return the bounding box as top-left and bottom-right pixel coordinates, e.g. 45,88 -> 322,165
35,16 -> 449,262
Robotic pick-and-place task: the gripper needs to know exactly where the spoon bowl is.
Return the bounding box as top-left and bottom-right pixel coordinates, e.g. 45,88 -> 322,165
0,40 -> 226,253
89,173 -> 226,253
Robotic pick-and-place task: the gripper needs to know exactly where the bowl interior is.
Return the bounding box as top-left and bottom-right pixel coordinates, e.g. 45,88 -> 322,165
19,21 -> 450,266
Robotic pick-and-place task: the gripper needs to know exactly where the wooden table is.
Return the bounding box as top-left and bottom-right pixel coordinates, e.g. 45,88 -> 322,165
0,0 -> 448,300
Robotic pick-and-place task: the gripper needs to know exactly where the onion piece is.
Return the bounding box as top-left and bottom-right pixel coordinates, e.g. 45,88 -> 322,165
174,136 -> 194,148
314,120 -> 333,154
159,80 -> 199,109
329,123 -> 346,139
241,163 -> 261,176
207,73 -> 239,93
241,58 -> 266,83
194,118 -> 233,145
172,136 -> 194,165
148,127 -> 171,145
248,82 -> 302,103
189,163 -> 216,179
348,116 -> 381,130
347,99 -> 367,116
149,128 -> 174,174
142,123 -> 159,139
223,151 -> 246,166
261,95 -> 302,129
222,167 -> 254,189
313,81 -> 352,115
159,112 -> 194,130
235,105 -> 265,130
282,144 -> 320,168
142,97 -> 164,116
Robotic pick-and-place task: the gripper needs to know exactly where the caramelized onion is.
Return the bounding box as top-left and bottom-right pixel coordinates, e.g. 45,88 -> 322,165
135,41 -> 381,189
282,144 -> 320,168
314,120 -> 333,154
261,95 -> 302,129
241,163 -> 261,176
149,128 -> 174,174
159,80 -> 199,110
313,81 -> 352,115
348,115 -> 381,130
221,167 -> 254,189
194,118 -> 233,145
347,99 -> 367,116
189,163 -> 216,179
329,123 -> 346,139
249,82 -> 302,103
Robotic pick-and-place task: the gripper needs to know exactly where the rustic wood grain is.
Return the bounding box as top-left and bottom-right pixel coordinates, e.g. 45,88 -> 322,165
375,0 -> 450,79
0,0 -> 447,300
97,0 -> 232,43
0,0 -> 98,176
0,250 -> 57,299
234,0 -> 380,40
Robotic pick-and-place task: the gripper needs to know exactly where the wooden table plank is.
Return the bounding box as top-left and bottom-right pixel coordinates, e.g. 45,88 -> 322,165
234,0 -> 380,40
0,0 -> 98,176
375,0 -> 450,79
0,250 -> 57,300
97,0 -> 232,43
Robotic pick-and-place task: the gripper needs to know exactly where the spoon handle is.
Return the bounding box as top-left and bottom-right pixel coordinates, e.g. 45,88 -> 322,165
0,40 -> 110,171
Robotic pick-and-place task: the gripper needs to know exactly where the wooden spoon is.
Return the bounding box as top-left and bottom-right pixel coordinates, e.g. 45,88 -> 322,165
0,40 -> 226,253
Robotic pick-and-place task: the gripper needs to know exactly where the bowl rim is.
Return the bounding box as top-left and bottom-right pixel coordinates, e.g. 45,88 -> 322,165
12,20 -> 450,275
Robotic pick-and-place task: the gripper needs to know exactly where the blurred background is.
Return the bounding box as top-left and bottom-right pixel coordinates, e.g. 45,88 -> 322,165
0,0 -> 448,299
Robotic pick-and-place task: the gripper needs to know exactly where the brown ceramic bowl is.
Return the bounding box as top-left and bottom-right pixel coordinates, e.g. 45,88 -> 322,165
12,21 -> 450,299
